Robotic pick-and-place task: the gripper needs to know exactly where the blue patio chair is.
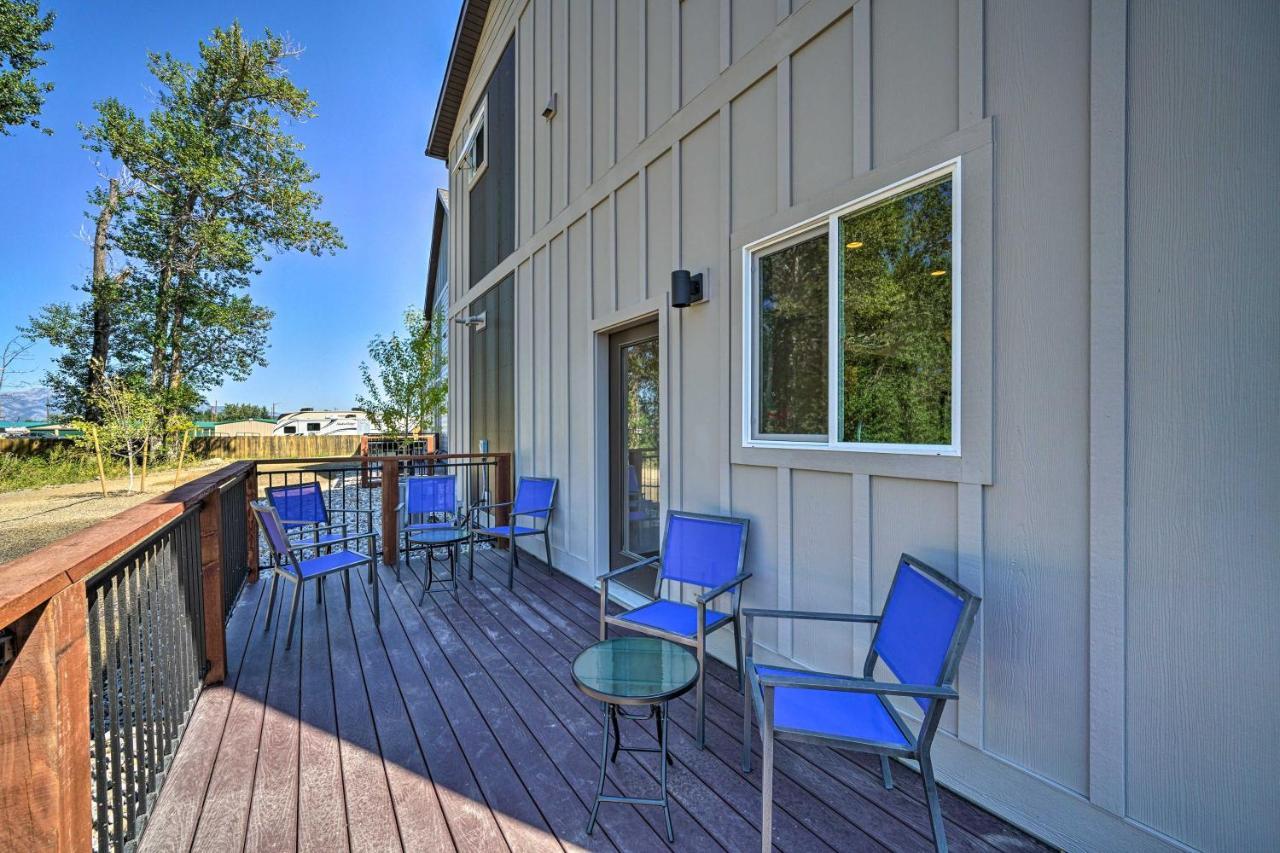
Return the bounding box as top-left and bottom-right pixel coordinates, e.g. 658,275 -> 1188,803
397,473 -> 465,577
742,554 -> 980,853
252,500 -> 379,650
468,476 -> 558,590
599,511 -> 751,749
265,481 -> 374,554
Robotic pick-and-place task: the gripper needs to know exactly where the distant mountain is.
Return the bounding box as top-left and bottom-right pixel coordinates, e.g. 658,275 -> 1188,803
0,388 -> 54,421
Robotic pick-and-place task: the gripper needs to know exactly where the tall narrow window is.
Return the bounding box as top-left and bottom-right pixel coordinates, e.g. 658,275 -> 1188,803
755,231 -> 828,438
744,160 -> 959,455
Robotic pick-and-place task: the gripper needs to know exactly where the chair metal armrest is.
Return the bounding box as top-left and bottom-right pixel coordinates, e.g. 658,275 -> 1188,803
756,671 -> 958,701
293,531 -> 378,552
286,522 -> 347,538
600,556 -> 660,582
696,572 -> 752,605
470,500 -> 514,514
742,607 -> 879,624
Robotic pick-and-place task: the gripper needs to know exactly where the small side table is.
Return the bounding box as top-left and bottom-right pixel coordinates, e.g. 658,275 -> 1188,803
571,636 -> 698,842
405,527 -> 468,601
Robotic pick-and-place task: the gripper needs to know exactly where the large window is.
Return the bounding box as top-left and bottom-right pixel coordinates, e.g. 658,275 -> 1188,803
744,161 -> 959,455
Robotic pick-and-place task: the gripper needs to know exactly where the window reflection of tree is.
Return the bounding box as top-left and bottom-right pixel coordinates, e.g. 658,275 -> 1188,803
840,178 -> 952,445
759,232 -> 829,436
623,338 -> 660,556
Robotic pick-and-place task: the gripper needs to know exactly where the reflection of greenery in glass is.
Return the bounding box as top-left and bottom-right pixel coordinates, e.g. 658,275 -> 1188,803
758,232 -> 828,436
624,339 -> 659,450
840,177 -> 952,445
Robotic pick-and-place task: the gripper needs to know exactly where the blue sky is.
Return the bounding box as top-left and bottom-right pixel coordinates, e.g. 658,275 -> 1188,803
0,0 -> 458,415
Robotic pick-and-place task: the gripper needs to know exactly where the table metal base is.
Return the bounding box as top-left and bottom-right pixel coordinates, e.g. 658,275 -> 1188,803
586,700 -> 675,842
420,543 -> 459,601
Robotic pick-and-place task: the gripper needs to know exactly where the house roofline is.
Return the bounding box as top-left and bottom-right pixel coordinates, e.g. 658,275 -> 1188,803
425,0 -> 491,161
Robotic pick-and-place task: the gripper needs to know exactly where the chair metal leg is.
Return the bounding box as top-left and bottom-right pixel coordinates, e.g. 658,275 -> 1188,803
879,755 -> 894,790
919,753 -> 948,853
507,537 -> 515,590
315,576 -> 323,604
342,571 -> 351,609
468,534 -> 476,580
733,618 -> 745,692
369,561 -> 380,625
284,580 -> 303,650
742,672 -> 753,773
263,571 -> 278,633
695,639 -> 707,749
760,726 -> 774,852
542,530 -> 553,575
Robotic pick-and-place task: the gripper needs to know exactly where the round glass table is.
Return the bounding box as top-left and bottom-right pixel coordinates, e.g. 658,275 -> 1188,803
571,636 -> 698,842
404,526 -> 468,601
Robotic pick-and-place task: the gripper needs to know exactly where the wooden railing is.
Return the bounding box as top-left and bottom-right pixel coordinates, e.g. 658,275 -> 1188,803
0,452 -> 510,851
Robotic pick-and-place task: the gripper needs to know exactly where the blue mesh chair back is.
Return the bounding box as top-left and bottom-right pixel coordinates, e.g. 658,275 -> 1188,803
253,502 -> 293,560
266,482 -> 328,530
405,474 -> 457,516
659,513 -> 748,589
872,556 -> 968,712
512,477 -> 557,519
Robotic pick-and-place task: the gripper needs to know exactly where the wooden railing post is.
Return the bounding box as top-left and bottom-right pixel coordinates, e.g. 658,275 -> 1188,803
381,459 -> 398,566
199,490 -> 227,684
245,463 -> 259,584
494,452 -> 512,542
0,584 -> 91,852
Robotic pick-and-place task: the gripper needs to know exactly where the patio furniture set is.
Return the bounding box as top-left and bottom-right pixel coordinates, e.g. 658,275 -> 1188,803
248,474 -> 980,853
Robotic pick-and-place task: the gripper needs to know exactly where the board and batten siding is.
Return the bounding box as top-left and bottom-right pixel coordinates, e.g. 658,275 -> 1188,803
441,1 -> 1280,851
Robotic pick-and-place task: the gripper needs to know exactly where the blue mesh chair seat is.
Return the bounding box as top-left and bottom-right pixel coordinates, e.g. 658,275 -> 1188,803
468,477 -> 558,589
751,665 -> 912,748
476,523 -> 541,537
742,554 -> 981,853
616,599 -> 732,637
599,511 -> 751,749
251,500 -> 379,650
294,548 -> 377,579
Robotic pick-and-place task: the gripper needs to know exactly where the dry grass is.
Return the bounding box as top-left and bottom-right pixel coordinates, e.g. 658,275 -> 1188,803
0,460 -> 227,564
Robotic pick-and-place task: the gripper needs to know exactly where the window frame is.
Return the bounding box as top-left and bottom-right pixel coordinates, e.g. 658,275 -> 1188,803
741,158 -> 962,457
458,97 -> 488,190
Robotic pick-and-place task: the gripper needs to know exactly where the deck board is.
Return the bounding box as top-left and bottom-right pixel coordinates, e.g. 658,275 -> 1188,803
140,546 -> 1049,853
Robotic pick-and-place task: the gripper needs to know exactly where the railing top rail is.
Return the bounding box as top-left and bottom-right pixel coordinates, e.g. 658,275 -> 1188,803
254,451 -> 510,466
0,460 -> 253,628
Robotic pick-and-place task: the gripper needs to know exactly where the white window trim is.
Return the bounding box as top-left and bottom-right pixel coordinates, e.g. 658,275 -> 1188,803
741,158 -> 962,457
458,97 -> 488,190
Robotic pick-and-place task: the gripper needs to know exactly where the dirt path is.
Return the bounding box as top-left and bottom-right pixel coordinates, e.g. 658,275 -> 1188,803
0,460 -> 229,564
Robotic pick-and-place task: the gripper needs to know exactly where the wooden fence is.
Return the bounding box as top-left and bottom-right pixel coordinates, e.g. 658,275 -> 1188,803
0,434 -> 363,460
0,452 -> 509,851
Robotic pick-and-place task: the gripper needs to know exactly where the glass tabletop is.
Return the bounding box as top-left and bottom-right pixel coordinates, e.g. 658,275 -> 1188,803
406,526 -> 469,544
572,636 -> 698,704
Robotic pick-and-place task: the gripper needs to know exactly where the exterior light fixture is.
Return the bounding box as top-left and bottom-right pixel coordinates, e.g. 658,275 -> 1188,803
846,240 -> 864,249
542,93 -> 558,120
670,269 -> 705,308
930,270 -> 947,277
455,311 -> 487,331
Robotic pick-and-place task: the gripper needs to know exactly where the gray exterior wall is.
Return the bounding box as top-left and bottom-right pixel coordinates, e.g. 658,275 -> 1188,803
440,2 -> 1280,850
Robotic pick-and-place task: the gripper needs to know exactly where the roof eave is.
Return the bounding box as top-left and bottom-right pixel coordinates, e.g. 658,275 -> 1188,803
425,0 -> 491,161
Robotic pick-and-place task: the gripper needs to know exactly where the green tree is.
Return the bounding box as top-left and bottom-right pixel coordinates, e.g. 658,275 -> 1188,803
31,22 -> 343,419
356,309 -> 447,436
73,375 -> 160,492
0,0 -> 55,135
215,402 -> 270,421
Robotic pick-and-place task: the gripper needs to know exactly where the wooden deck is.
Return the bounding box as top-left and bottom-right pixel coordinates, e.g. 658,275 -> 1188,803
139,547 -> 1047,852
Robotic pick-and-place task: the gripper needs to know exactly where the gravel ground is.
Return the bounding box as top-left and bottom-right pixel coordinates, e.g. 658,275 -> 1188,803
0,460 -> 229,564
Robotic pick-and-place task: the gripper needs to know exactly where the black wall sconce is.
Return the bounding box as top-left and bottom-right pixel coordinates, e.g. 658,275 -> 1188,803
670,269 -> 705,308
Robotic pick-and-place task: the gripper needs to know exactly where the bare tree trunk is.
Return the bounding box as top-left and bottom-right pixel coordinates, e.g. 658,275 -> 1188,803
87,179 -> 122,420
